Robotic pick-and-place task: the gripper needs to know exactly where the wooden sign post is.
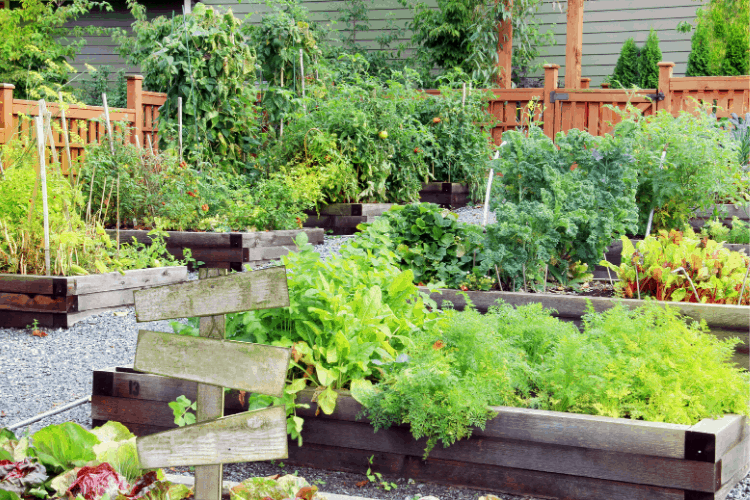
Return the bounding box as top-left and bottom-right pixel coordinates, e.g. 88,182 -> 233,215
132,267 -> 292,500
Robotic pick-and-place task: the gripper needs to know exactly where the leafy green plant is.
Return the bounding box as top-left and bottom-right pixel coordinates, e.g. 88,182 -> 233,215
353,203 -> 486,288
610,103 -> 743,232
486,125 -> 638,288
118,4 -> 260,173
364,455 -> 397,491
685,20 -> 712,77
75,64 -> 128,108
698,216 -> 750,244
601,228 -> 750,305
169,395 -> 197,427
638,29 -> 662,89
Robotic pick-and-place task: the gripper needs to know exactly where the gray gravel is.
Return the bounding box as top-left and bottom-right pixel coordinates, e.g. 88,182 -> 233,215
1,204 -> 748,500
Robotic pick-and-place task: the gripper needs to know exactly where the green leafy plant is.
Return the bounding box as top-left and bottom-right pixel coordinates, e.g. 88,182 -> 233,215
600,228 -> 750,305
698,216 -> 750,244
685,20 -> 712,77
168,395 -> 197,427
364,455 -> 397,491
353,203 -> 486,288
75,64 -> 128,108
118,4 -> 260,173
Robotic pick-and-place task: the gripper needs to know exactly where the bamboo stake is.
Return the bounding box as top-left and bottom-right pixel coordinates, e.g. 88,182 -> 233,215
737,258 -> 750,305
99,177 -> 108,221
58,92 -> 73,178
178,96 -> 183,161
39,100 -> 59,166
34,116 -> 51,275
102,93 -> 115,154
299,49 -> 306,112
147,134 -> 155,155
494,265 -> 503,291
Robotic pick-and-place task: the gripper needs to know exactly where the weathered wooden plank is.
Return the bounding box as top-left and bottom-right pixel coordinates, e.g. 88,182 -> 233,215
136,406 -> 288,468
111,230 -> 234,247
0,310 -> 66,329
715,462 -> 750,500
241,228 -> 324,248
670,76 -> 750,92
720,435 -> 750,484
133,330 -> 291,397
134,266 -> 289,321
73,267 -> 188,295
76,288 -> 135,311
167,247 -> 245,263
0,275 -> 72,295
0,292 -> 76,313
91,394 -> 181,428
299,418 -> 719,492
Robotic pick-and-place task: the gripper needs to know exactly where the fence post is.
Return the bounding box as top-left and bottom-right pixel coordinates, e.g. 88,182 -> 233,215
0,83 -> 14,145
127,76 -> 144,145
601,82 -> 610,89
657,62 -> 674,115
543,64 -> 559,139
564,0 -> 584,89
580,77 -> 590,89
496,0 -> 513,89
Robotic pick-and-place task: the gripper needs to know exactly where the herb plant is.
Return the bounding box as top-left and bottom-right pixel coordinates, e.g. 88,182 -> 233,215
698,217 -> 750,244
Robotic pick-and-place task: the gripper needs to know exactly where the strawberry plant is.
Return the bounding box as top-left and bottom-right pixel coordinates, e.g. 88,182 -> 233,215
600,228 -> 750,305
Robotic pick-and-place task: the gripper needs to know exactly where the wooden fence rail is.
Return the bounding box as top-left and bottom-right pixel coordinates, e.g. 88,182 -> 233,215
0,63 -> 747,168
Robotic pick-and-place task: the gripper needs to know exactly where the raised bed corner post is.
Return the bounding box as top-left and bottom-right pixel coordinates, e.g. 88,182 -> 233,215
495,0 -> 513,89
564,0 -> 584,90
131,267 -> 292,500
657,62 -> 675,115
542,64 -> 560,139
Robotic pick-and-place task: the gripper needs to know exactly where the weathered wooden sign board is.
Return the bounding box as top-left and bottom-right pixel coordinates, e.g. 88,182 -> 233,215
132,267 -> 291,500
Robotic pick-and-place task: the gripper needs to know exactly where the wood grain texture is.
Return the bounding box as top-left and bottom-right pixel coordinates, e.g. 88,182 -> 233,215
0,274 -> 73,295
74,267 -> 188,295
299,418 -> 718,492
720,435 -> 750,485
286,441 -> 685,500
136,406 -> 288,468
134,266 -> 289,322
690,415 -> 747,462
133,330 -> 290,397
0,292 -> 76,313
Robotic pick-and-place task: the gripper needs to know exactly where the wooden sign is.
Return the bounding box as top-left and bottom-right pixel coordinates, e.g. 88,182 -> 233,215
132,267 -> 291,500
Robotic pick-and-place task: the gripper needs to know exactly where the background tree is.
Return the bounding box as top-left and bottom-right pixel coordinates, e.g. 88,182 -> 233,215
638,29 -> 662,89
685,18 -> 711,76
609,38 -> 639,88
720,22 -> 750,76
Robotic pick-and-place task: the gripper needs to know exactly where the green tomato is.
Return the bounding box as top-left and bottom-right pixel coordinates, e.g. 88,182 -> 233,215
378,130 -> 388,139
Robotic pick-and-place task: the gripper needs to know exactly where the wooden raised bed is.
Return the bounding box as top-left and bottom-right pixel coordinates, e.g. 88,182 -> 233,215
94,375 -> 749,500
107,228 -> 324,270
0,266 -> 188,329
422,287 -> 750,370
303,203 -> 393,235
418,182 -> 470,208
691,204 -> 750,230
90,366 -> 249,436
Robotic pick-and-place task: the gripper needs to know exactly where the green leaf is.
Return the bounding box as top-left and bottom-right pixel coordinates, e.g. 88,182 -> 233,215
350,379 -> 375,405
317,386 -> 338,415
285,378 -> 308,394
316,365 -> 336,387
32,422 -> 99,472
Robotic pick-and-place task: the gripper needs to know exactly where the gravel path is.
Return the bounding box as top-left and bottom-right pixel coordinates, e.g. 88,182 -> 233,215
1,204 -> 748,500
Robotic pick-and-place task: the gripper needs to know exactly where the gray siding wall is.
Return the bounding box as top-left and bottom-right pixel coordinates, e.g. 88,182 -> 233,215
66,0 -> 702,88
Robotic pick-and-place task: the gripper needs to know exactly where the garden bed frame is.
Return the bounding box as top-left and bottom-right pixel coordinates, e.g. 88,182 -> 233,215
91,375 -> 749,500
418,182 -> 469,208
422,287 -> 749,370
90,366 -> 249,436
303,204 -> 393,235
0,266 -> 188,328
107,228 -> 324,270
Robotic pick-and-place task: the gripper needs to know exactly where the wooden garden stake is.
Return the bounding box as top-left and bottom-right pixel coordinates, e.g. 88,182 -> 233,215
102,93 -> 115,154
133,268 -> 291,500
34,116 -> 51,275
177,96 -> 183,161
737,259 -> 750,305
116,175 -> 120,257
299,49 -> 306,112
146,134 -> 155,155
39,100 -> 59,167
58,92 -> 73,177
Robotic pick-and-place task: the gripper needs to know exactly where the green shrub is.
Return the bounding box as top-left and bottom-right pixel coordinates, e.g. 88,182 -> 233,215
638,29 -> 662,89
720,22 -> 750,76
610,38 -> 640,88
685,21 -> 712,77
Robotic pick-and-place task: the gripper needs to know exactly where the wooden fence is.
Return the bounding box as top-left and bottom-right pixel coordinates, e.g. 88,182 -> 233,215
0,76 -> 166,174
0,64 -> 747,169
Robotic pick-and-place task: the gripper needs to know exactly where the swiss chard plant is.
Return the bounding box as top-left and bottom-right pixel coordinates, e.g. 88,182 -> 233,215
600,228 -> 750,305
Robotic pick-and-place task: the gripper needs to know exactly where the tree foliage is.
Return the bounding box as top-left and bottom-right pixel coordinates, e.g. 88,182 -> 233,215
720,22 -> 750,76
0,0 -> 110,101
638,29 -> 662,89
685,20 -> 711,76
609,38 -> 640,89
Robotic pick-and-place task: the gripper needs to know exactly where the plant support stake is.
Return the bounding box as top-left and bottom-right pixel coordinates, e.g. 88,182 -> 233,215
7,397 -> 90,431
671,267 -> 700,303
58,92 -> 73,177
737,258 -> 750,305
299,49 -> 306,112
34,116 -> 51,275
39,100 -> 58,167
483,146 -> 505,227
178,96 -> 183,161
102,93 -> 115,154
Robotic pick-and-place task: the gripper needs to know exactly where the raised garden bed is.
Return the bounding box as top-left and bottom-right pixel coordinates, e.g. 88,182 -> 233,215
106,228 -> 324,270
422,287 -> 749,370
93,377 -> 749,500
418,182 -> 469,208
303,204 -> 393,235
90,366 -> 249,436
690,204 -> 750,230
0,266 -> 188,329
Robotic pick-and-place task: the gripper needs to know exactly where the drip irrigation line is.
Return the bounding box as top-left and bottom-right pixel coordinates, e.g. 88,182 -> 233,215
7,397 -> 91,431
